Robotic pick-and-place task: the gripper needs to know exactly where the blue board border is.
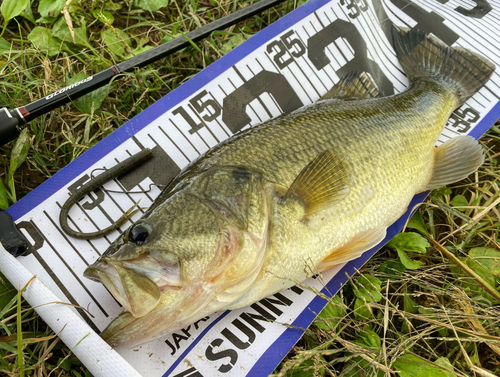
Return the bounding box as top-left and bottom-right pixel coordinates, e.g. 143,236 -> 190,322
247,97 -> 500,375
6,0 -> 331,222
6,0 -> 500,374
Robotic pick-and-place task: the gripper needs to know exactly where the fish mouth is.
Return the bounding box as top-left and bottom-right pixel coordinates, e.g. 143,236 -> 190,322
84,259 -> 161,318
99,282 -> 220,348
84,249 -> 183,319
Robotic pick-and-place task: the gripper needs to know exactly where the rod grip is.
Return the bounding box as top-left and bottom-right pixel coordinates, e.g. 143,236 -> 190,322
0,107 -> 23,146
0,212 -> 28,257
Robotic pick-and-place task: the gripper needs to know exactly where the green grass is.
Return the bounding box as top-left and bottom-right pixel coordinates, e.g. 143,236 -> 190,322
1,1 -> 500,376
277,128 -> 500,377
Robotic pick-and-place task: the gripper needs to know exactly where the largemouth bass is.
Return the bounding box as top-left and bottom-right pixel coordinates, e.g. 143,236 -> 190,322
84,28 -> 495,348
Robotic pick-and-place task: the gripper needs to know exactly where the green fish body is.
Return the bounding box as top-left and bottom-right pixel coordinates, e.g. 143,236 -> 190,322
84,29 -> 495,348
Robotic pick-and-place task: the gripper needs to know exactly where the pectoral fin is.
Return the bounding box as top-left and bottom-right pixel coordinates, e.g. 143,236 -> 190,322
317,227 -> 387,271
284,150 -> 351,216
425,136 -> 484,191
322,71 -> 380,100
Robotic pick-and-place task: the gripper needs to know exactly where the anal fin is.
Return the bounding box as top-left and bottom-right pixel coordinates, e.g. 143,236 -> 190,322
283,150 -> 351,216
317,227 -> 387,271
322,71 -> 380,100
425,135 -> 484,191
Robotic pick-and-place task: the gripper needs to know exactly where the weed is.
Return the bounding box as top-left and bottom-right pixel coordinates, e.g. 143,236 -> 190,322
0,1 -> 499,376
275,125 -> 500,376
0,0 -> 294,375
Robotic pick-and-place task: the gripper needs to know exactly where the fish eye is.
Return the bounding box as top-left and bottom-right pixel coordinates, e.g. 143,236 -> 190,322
128,223 -> 151,245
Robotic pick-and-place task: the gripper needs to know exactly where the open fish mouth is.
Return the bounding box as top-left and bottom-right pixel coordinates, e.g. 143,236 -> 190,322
77,28 -> 495,349
98,281 -> 218,348
84,250 -> 182,318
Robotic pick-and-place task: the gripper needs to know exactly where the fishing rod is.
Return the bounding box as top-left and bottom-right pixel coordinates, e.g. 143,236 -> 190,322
0,0 -> 286,256
0,0 -> 285,148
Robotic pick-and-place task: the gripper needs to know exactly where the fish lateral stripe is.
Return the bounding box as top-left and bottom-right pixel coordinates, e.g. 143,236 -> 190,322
85,27 -> 495,350
4,0 -> 500,375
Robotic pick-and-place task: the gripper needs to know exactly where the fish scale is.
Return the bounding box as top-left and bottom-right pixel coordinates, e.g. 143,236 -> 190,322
83,29 -> 495,348
204,92 -> 447,180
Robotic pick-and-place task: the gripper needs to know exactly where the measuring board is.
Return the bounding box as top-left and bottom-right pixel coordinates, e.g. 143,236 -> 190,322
2,0 -> 500,376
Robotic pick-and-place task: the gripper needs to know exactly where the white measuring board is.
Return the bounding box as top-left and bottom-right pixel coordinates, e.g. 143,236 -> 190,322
2,0 -> 500,376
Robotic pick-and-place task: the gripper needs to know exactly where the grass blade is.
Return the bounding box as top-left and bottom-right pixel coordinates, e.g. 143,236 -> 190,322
16,283 -> 24,377
425,235 -> 500,303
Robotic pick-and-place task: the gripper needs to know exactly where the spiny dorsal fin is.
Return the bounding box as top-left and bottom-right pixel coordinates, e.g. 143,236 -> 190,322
284,150 -> 351,216
322,71 -> 380,100
424,135 -> 484,191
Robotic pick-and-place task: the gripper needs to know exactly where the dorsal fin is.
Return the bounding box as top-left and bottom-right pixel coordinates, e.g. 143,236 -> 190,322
322,71 -> 380,100
283,150 -> 351,216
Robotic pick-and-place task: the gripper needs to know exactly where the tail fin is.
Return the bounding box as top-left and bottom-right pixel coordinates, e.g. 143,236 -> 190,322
392,27 -> 495,105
